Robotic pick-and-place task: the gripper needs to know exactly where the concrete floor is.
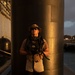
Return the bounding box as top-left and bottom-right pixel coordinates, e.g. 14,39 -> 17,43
64,65 -> 75,75
64,52 -> 75,75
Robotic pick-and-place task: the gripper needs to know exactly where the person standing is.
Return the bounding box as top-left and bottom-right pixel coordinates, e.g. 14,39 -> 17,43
20,24 -> 50,75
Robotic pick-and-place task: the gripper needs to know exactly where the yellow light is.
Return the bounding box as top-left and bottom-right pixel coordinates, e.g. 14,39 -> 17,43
4,1 -> 6,6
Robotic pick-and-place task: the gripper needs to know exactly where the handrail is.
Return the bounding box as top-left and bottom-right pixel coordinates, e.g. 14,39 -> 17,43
0,50 -> 11,55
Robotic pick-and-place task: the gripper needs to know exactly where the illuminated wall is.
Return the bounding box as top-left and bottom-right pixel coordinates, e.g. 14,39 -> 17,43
0,13 -> 11,40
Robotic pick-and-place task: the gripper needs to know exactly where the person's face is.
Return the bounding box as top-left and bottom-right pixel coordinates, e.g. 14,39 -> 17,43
31,28 -> 39,37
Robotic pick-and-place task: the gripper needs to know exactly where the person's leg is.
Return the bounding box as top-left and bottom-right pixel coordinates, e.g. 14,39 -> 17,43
26,71 -> 33,75
33,71 -> 43,75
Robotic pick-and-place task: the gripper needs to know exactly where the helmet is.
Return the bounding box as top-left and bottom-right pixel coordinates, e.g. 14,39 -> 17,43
29,24 -> 41,31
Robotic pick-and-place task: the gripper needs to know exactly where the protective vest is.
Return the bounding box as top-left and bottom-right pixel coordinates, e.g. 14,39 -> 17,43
25,36 -> 44,55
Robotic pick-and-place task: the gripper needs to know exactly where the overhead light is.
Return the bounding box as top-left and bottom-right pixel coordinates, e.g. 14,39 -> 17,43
4,1 -> 6,6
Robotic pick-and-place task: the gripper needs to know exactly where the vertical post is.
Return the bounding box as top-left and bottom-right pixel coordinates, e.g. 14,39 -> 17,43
43,0 -> 64,75
11,0 -> 64,75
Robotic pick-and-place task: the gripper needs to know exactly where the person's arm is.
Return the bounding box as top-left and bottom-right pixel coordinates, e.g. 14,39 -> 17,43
20,48 -> 27,55
19,39 -> 27,55
43,39 -> 50,56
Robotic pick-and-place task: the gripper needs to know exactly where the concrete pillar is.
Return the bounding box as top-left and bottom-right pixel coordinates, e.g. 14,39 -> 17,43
11,0 -> 64,75
43,0 -> 64,75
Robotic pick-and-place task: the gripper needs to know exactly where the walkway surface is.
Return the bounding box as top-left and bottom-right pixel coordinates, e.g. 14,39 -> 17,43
64,52 -> 75,75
